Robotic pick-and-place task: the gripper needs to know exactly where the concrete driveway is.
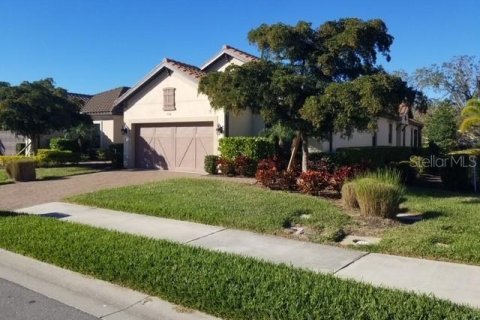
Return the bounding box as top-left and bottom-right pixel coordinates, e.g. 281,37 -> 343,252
0,170 -> 198,211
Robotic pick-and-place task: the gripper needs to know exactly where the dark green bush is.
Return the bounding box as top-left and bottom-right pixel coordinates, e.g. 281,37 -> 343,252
5,159 -> 36,181
336,147 -> 414,167
204,155 -> 219,174
440,154 -> 475,191
390,161 -> 417,185
219,137 -> 275,161
49,137 -> 79,152
35,149 -> 81,167
108,144 -> 124,168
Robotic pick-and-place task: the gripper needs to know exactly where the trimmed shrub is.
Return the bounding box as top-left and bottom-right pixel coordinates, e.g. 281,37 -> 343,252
5,159 -> 36,181
440,154 -> 474,191
255,158 -> 297,191
353,169 -> 405,218
204,155 -> 219,175
233,155 -> 257,177
341,182 -> 358,209
108,144 -> 124,168
35,149 -> 81,167
219,137 -> 275,161
336,146 -> 413,167
49,137 -> 78,152
0,156 -> 30,167
217,157 -> 235,176
297,170 -> 330,195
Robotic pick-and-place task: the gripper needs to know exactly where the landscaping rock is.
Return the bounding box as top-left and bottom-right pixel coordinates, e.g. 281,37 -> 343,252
340,235 -> 381,246
396,213 -> 423,224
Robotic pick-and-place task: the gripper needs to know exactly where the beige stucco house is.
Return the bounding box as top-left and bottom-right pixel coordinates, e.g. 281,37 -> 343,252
311,103 -> 423,152
113,45 -> 264,172
81,87 -> 129,149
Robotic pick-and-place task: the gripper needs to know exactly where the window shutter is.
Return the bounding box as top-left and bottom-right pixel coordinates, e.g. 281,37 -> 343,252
163,88 -> 175,111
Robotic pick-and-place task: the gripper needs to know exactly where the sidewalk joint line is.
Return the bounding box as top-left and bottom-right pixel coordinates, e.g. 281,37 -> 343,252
333,252 -> 370,275
99,295 -> 150,319
184,228 -> 228,244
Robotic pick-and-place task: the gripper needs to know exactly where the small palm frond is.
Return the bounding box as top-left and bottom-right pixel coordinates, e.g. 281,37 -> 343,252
459,116 -> 480,133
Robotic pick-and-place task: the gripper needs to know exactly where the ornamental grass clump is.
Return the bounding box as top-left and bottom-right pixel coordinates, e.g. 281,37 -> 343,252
341,182 -> 358,209
353,169 -> 404,218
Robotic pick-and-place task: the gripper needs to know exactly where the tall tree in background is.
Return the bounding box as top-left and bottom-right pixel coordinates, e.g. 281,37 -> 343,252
414,56 -> 480,109
199,18 -> 424,171
0,79 -> 90,154
423,102 -> 459,152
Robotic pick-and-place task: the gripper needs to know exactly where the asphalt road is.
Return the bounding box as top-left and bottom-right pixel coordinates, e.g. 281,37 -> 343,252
0,278 -> 98,320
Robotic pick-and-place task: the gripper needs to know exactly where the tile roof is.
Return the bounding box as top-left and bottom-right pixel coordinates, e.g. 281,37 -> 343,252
223,45 -> 259,63
165,58 -> 206,80
67,92 -> 92,105
82,87 -> 130,115
201,45 -> 259,70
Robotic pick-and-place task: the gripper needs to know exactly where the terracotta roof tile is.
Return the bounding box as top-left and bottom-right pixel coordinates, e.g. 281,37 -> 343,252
82,87 -> 130,115
223,45 -> 259,62
165,58 -> 206,80
67,92 -> 92,105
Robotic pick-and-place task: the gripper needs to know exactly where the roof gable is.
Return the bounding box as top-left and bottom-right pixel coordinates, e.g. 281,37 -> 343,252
201,45 -> 259,71
114,58 -> 205,107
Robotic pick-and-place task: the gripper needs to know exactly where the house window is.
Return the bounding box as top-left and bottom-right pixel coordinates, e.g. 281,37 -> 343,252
163,87 -> 175,111
372,132 -> 377,147
413,129 -> 419,148
388,123 -> 393,144
92,123 -> 101,148
402,128 -> 406,146
410,128 -> 414,146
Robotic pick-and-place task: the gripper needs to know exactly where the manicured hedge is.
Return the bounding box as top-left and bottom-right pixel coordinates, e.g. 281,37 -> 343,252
36,149 -> 81,167
49,137 -> 79,152
219,137 -> 275,161
0,155 -> 30,167
0,216 -> 477,319
204,155 -> 219,174
5,159 -> 36,181
336,146 -> 414,167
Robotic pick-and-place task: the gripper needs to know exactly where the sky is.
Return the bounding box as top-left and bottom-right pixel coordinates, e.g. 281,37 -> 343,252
0,0 -> 478,95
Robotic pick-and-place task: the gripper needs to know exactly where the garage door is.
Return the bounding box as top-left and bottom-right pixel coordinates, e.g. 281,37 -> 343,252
0,131 -> 23,155
135,122 -> 213,172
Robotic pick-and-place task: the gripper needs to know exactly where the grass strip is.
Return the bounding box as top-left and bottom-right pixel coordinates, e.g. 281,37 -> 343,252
0,214 -> 477,319
69,178 -> 350,241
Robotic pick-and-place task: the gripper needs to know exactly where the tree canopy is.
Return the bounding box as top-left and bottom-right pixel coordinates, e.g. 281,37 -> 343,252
414,55 -> 480,109
199,18 -> 425,171
423,102 -> 458,152
0,78 -> 91,153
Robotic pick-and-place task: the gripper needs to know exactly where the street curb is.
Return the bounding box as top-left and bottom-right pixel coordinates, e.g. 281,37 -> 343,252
0,249 -> 219,320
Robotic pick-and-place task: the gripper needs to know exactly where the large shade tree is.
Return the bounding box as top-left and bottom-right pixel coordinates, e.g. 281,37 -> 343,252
0,79 -> 91,154
414,55 -> 480,109
199,18 -> 425,171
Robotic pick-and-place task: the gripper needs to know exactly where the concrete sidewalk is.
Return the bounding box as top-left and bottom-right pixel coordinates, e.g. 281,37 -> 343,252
17,202 -> 480,309
0,249 -> 218,320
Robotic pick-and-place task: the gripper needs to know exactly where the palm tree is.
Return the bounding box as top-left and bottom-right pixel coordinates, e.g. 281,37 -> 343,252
459,98 -> 480,133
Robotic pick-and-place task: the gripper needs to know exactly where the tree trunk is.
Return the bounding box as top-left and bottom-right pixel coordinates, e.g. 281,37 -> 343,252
287,131 -> 309,172
301,133 -> 308,172
29,134 -> 39,156
287,132 -> 301,172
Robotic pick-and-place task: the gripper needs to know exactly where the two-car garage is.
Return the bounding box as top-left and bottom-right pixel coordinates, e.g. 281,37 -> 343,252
134,122 -> 213,173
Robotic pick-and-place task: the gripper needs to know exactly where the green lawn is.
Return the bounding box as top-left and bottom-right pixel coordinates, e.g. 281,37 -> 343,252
0,165 -> 103,184
371,187 -> 480,265
70,178 -> 480,265
0,214 -> 477,319
70,178 -> 350,241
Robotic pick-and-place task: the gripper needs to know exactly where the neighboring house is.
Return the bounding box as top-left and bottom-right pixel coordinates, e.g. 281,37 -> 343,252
81,87 -> 129,149
0,131 -> 24,155
113,45 -> 264,172
311,103 -> 423,152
